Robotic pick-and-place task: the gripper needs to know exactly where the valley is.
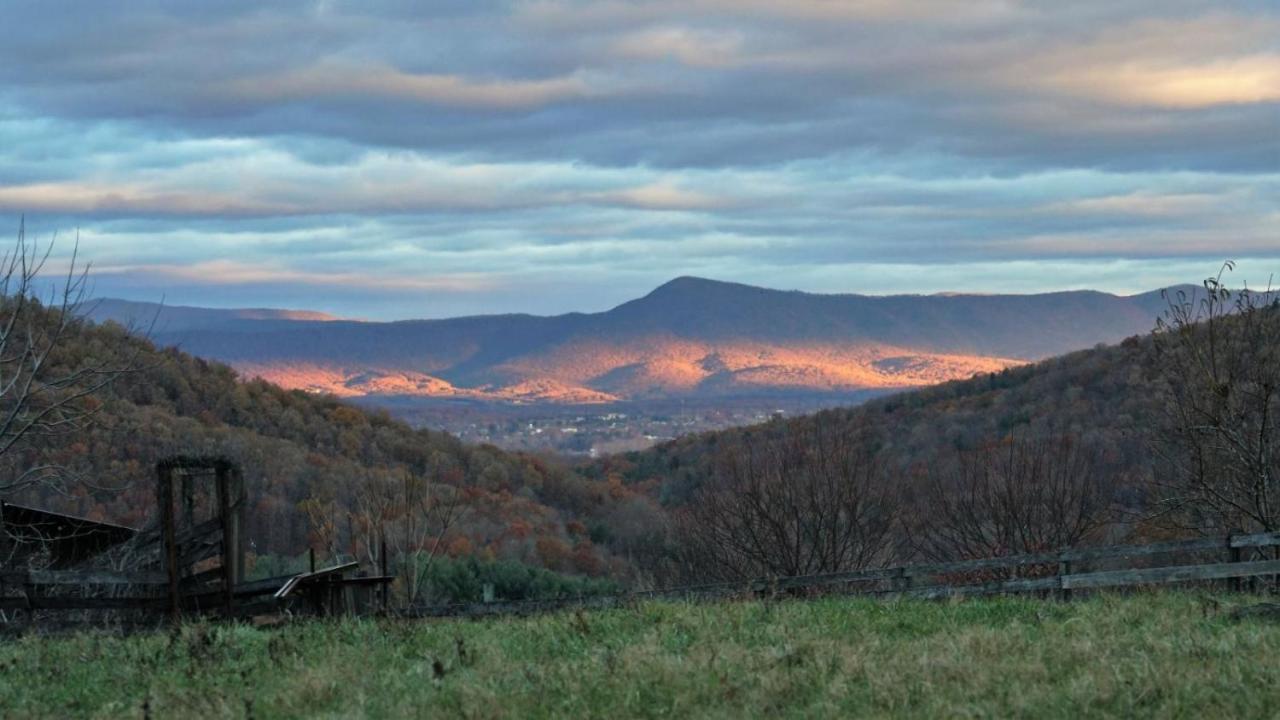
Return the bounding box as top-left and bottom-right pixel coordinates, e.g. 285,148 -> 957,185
89,277 -> 1186,450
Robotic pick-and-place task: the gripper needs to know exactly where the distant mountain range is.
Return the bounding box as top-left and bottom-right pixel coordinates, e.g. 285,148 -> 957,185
87,277 -> 1190,405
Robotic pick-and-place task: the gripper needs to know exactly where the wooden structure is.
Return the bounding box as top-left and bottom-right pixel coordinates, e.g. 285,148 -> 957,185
0,501 -> 137,569
0,456 -> 392,627
155,456 -> 245,620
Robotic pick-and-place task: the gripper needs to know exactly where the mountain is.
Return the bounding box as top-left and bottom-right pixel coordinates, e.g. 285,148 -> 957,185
89,278 -> 1191,405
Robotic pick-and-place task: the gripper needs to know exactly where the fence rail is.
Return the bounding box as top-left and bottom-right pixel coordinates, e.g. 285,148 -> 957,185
407,531 -> 1280,619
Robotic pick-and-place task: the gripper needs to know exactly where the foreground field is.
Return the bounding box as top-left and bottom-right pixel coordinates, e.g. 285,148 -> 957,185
2,593 -> 1278,718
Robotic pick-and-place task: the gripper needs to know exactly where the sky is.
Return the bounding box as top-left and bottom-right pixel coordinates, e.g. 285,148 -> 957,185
1,1 -> 1277,320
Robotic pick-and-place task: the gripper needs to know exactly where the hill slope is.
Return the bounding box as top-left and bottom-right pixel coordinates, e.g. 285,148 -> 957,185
92,278 -> 1186,404
601,328 -> 1167,508
10,306 -> 659,580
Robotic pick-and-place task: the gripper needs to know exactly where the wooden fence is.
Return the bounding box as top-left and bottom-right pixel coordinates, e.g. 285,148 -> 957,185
4,530 -> 1277,625
409,530 -> 1280,619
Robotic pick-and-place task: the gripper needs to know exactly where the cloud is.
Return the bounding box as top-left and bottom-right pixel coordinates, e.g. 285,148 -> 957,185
1039,192 -> 1221,218
223,64 -> 595,110
97,259 -> 495,293
0,143 -> 744,218
0,1 -> 1275,318
0,182 -> 291,216
1001,14 -> 1280,109
610,27 -> 745,68
586,182 -> 733,211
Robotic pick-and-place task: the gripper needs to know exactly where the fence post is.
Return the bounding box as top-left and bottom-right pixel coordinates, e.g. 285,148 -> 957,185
215,464 -> 235,618
1228,533 -> 1242,593
1058,559 -> 1072,602
380,536 -> 389,612
157,463 -> 181,625
892,567 -> 913,596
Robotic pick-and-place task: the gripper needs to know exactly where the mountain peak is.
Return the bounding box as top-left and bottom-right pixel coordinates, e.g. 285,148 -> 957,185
650,276 -> 732,293
642,276 -> 777,302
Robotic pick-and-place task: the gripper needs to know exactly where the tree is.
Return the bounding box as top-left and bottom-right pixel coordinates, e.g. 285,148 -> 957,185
1149,264 -> 1280,533
0,221 -> 138,494
674,420 -> 894,581
909,433 -> 1116,562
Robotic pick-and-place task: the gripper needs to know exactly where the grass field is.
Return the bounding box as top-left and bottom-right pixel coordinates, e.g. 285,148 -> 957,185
2,592 -> 1278,719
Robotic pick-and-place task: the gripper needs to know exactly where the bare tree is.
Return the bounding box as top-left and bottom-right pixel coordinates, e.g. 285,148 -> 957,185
0,221 -> 138,495
0,220 -> 144,587
674,421 -> 895,581
1149,263 -> 1280,533
349,469 -> 466,606
909,434 -> 1116,562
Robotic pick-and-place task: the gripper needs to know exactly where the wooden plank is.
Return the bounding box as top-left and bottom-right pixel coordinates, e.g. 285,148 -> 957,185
180,566 -> 228,587
1063,559 -> 1280,590
230,574 -> 298,598
907,576 -> 1059,599
773,567 -> 902,591
178,538 -> 223,567
335,575 -> 396,586
1,570 -> 168,586
1059,536 -> 1226,562
1229,532 -> 1280,549
906,534 -> 1253,578
274,562 -> 360,600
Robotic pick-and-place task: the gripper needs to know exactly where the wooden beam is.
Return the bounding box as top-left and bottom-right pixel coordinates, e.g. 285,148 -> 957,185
274,562 -> 360,600
1062,559 -> 1280,590
158,463 -> 180,624
216,465 -> 234,617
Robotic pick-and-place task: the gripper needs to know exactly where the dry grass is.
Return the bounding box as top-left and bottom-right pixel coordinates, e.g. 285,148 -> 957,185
2,592 -> 1278,718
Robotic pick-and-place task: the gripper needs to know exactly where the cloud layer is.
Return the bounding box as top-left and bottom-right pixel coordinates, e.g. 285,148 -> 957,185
1,1 -> 1276,318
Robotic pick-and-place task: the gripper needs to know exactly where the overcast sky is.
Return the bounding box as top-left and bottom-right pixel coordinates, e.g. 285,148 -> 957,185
1,1 -> 1276,319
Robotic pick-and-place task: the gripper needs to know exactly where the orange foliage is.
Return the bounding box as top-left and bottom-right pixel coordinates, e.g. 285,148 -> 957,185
571,540 -> 602,576
535,536 -> 571,570
446,535 -> 474,557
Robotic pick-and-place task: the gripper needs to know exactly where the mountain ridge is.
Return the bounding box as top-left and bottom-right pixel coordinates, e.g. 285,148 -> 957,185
88,277 -> 1198,405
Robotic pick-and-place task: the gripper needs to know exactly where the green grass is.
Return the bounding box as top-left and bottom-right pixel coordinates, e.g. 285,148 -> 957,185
2,593 -> 1278,719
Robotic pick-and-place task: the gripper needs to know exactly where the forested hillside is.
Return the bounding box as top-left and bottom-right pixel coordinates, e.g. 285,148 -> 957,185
7,306 -> 665,585
606,335 -> 1158,505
